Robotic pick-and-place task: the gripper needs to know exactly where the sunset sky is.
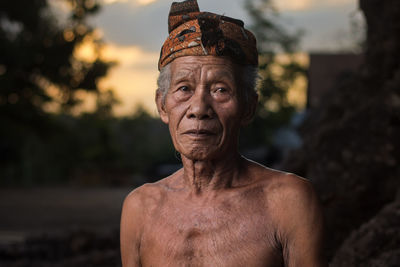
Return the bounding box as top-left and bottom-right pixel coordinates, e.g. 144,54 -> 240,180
57,0 -> 361,116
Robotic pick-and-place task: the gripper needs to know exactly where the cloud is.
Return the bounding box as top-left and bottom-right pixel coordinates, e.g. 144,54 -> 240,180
102,43 -> 158,66
90,0 -> 251,52
102,0 -> 128,4
137,0 -> 158,5
98,43 -> 160,115
275,0 -> 354,11
90,0 -> 168,51
279,1 -> 360,51
276,0 -> 314,11
102,0 -> 158,6
91,0 -> 357,53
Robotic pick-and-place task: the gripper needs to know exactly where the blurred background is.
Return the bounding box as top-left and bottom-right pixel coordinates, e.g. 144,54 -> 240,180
0,0 -> 399,266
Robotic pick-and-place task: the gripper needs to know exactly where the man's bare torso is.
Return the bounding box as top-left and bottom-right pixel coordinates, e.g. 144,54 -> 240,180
124,160 -> 317,266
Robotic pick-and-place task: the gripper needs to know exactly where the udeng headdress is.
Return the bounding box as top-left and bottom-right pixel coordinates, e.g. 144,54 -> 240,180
158,0 -> 258,70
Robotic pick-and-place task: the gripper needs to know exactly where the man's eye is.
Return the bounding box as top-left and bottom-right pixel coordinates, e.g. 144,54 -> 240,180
179,86 -> 189,92
216,87 -> 227,93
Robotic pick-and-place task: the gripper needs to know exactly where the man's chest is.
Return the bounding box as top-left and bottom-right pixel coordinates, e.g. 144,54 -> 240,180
139,197 -> 283,266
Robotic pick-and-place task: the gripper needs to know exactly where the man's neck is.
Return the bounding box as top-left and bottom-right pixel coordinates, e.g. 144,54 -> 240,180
181,152 -> 244,194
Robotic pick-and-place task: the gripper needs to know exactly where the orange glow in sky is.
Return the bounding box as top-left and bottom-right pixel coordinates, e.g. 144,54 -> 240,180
75,40 -> 160,116
99,44 -> 160,116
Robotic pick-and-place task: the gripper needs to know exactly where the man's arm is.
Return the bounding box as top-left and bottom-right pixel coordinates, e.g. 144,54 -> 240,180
120,189 -> 144,267
275,174 -> 326,267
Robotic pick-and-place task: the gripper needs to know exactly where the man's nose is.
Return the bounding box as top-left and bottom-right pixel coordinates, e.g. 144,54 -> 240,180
186,87 -> 214,120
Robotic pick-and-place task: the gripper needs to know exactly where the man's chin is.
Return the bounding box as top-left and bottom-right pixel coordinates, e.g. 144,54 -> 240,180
180,147 -> 218,161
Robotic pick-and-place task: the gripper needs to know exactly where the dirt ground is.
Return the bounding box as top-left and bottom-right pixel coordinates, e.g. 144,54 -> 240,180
0,187 -> 133,244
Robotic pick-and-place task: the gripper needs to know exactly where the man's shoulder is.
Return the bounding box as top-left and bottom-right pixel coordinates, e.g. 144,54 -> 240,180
123,169 -> 183,210
246,159 -> 318,210
266,170 -> 315,201
120,175 -> 183,265
245,161 -> 323,241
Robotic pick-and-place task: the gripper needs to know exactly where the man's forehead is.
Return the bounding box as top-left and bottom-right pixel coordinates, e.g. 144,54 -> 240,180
172,55 -> 235,65
171,66 -> 236,81
170,56 -> 237,79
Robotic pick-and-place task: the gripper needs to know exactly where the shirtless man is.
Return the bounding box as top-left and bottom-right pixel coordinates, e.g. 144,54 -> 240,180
121,1 -> 325,266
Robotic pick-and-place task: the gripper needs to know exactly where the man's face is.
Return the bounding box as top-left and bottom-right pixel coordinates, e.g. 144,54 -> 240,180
157,56 -> 248,161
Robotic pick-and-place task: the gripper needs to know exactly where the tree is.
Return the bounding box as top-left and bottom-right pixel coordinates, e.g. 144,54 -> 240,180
0,0 -> 114,184
0,0 -> 112,115
240,0 -> 305,152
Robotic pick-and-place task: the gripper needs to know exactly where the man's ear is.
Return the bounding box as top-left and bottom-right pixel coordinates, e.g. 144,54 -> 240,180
241,93 -> 258,126
156,89 -> 169,124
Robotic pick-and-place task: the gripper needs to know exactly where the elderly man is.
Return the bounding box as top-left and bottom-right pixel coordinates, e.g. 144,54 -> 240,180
120,0 -> 325,266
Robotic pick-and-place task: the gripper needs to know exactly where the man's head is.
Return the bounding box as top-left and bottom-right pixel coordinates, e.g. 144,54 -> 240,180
155,0 -> 259,160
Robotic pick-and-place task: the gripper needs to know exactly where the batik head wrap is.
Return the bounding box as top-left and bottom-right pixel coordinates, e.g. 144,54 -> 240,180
158,0 -> 258,70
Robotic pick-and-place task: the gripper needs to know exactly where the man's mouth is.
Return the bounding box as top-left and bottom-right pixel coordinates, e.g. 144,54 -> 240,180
182,129 -> 215,136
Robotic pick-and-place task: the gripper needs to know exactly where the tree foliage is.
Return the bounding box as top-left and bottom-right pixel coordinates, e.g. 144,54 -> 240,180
240,0 -> 306,149
0,0 -> 118,185
0,0 -> 114,115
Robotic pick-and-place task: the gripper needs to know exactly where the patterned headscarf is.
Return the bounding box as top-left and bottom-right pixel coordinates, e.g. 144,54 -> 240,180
158,0 -> 258,70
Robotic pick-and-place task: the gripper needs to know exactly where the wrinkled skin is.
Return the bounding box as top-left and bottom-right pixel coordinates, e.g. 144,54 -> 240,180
120,56 -> 326,267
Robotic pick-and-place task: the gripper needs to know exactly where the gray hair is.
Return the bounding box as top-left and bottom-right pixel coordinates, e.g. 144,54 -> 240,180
156,63 -> 259,107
